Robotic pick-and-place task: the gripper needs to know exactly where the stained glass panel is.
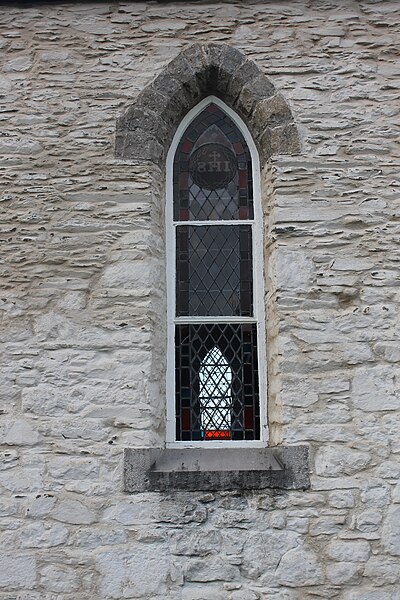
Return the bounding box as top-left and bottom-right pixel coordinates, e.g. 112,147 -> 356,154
173,104 -> 253,221
176,225 -> 253,317
175,323 -> 260,441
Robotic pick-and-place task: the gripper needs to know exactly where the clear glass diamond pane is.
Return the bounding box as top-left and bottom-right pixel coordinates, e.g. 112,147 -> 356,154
176,225 -> 253,317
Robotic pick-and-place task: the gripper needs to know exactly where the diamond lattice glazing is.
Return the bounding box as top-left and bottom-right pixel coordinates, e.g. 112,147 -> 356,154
175,324 -> 260,441
176,225 -> 253,317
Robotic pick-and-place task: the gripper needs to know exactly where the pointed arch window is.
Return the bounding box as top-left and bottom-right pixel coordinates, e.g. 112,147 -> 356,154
166,97 -> 266,445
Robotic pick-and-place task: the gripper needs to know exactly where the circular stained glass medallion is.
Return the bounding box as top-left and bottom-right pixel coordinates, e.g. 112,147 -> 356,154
190,143 -> 237,190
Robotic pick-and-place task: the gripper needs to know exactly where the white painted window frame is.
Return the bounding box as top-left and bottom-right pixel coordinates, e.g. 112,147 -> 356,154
165,96 -> 267,448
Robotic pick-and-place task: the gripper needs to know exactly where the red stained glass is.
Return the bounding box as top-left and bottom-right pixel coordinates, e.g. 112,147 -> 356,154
234,142 -> 244,153
239,170 -> 247,188
239,207 -> 248,220
207,104 -> 219,112
181,140 -> 193,153
180,209 -> 189,221
244,406 -> 253,430
205,430 -> 231,439
182,408 -> 191,431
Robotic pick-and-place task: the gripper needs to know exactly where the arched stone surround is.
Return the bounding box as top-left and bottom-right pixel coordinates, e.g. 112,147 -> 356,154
116,43 -> 300,165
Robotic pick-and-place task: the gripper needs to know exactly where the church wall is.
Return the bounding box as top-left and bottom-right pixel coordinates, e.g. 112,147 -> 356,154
0,1 -> 399,598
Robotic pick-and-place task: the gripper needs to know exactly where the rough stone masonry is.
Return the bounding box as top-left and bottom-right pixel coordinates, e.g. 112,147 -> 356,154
0,1 -> 399,598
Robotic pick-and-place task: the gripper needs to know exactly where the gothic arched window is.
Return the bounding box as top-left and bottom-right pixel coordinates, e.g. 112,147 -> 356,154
166,97 -> 266,445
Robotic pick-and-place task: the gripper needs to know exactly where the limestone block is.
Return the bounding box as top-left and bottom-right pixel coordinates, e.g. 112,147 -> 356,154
185,558 -> 239,583
0,468 -> 43,493
26,495 -> 57,518
170,530 -> 222,556
4,419 -> 39,446
100,259 -> 159,288
275,547 -> 324,587
241,530 -> 300,580
326,540 -> 370,562
352,366 -> 398,412
96,546 -> 171,599
181,586 -> 226,600
356,510 -> 383,533
0,449 -> 18,471
393,483 -> 400,503
0,498 -> 18,517
20,522 -> 69,548
0,138 -> 42,154
327,562 -> 362,585
47,456 -> 99,480
328,491 -> 355,509
342,590 -> 399,600
102,498 -> 160,526
373,342 -> 400,363
314,445 -> 371,477
52,499 -> 97,525
0,74 -> 12,92
310,515 -> 346,536
77,528 -> 128,548
0,554 -> 36,590
141,19 -> 186,33
71,17 -> 114,35
275,248 -> 313,290
364,556 -> 400,585
376,461 -> 400,479
361,482 -> 390,507
3,56 -> 32,71
40,564 -> 80,593
382,506 -> 400,556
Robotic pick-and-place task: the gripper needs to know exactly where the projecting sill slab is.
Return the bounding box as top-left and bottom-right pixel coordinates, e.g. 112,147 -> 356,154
124,446 -> 310,492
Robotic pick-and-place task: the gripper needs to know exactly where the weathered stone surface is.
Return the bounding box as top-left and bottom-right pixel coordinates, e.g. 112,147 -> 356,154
3,419 -> 39,446
0,554 -> 36,589
124,446 -> 310,492
52,499 -> 97,525
382,506 -> 400,556
327,540 -> 370,562
96,546 -> 171,599
364,556 -> 400,585
20,522 -> 69,549
327,562 -> 362,585
40,564 -> 80,593
314,445 -> 371,477
275,547 -> 324,587
242,530 -> 300,581
0,1 -> 399,598
352,366 -> 398,412
116,43 -> 299,164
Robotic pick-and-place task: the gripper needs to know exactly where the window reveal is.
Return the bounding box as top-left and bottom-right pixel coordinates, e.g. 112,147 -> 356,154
172,101 -> 263,442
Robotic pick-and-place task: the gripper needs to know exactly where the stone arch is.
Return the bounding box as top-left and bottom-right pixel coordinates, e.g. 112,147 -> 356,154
115,43 -> 299,166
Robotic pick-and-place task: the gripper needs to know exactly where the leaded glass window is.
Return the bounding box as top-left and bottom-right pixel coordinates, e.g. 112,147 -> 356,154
168,99 -> 265,443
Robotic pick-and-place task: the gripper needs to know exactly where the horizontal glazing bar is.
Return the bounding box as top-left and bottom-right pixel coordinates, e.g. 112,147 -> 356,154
174,316 -> 257,324
174,220 -> 255,227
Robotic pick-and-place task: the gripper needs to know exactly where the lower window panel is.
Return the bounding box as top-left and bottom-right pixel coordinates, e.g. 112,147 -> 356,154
175,323 -> 260,441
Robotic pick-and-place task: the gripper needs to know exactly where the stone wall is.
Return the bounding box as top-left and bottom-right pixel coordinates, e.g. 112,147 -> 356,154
1,1 -> 399,598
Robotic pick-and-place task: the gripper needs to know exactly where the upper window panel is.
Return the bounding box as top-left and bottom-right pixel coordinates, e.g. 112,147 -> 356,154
173,104 -> 253,222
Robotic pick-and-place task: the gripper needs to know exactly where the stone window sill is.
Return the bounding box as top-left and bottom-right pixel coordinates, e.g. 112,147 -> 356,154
123,446 -> 310,492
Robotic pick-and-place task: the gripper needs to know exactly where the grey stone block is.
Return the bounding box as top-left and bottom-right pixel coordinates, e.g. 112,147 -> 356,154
124,446 -> 310,493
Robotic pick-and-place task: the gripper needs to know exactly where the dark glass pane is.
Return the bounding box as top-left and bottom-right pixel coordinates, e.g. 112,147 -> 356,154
176,225 -> 253,317
173,104 -> 253,221
175,323 -> 260,441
